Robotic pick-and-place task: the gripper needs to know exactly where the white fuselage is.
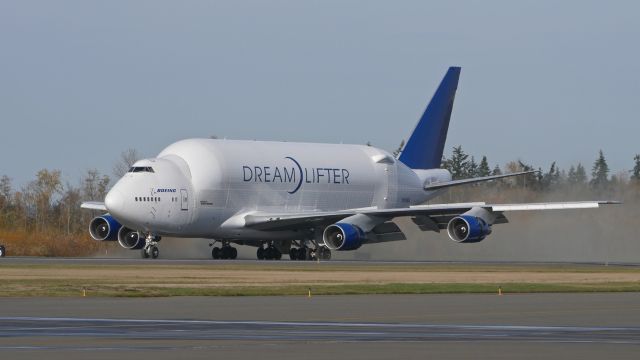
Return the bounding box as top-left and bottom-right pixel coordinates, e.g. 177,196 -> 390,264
104,139 -> 451,241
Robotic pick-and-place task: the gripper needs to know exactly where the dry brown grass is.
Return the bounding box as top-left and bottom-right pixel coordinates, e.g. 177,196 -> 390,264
0,230 -> 104,257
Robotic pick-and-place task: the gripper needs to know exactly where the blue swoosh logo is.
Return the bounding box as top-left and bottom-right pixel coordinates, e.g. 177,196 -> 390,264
285,156 -> 303,194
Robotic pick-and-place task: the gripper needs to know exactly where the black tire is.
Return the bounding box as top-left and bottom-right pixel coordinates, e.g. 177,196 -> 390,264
230,247 -> 238,259
298,248 -> 308,261
150,246 -> 159,259
266,247 -> 277,260
257,247 -> 265,260
274,248 -> 282,260
289,248 -> 298,260
212,247 -> 221,259
221,246 -> 231,259
141,248 -> 150,259
0,245 -> 5,257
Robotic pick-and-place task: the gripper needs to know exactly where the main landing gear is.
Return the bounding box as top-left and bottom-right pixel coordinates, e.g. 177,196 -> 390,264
211,241 -> 238,260
141,234 -> 161,259
257,242 -> 282,260
289,245 -> 331,261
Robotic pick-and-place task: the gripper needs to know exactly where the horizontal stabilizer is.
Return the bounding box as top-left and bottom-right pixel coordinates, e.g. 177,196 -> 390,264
424,170 -> 536,190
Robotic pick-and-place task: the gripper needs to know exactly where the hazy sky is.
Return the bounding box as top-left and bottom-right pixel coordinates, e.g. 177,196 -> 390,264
1,1 -> 638,187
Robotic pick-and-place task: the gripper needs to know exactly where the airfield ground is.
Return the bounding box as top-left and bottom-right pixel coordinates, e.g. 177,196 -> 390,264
2,258 -> 640,359
1,258 -> 640,297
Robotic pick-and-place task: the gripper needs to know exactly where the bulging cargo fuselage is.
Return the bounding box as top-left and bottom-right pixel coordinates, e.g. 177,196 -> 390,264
105,138 -> 450,241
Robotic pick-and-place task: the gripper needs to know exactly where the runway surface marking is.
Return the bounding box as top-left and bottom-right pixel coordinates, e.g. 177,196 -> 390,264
1,317 -> 640,346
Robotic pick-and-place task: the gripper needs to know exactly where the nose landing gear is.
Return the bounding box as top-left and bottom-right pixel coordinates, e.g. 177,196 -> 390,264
141,234 -> 161,259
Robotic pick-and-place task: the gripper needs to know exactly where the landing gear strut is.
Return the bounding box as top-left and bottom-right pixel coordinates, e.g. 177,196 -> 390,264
141,234 -> 161,259
211,241 -> 238,260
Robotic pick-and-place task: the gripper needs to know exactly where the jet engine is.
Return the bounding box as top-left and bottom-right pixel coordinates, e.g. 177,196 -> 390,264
322,223 -> 365,251
117,227 -> 145,249
89,214 -> 121,241
446,208 -> 494,243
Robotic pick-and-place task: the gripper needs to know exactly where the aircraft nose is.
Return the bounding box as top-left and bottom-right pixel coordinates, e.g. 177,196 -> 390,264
104,188 -> 125,215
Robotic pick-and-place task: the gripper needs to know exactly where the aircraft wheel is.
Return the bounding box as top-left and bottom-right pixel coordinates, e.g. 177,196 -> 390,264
141,248 -> 150,259
0,245 -> 5,257
298,248 -> 309,261
230,247 -> 238,260
150,246 -> 159,259
289,248 -> 298,260
212,247 -> 221,259
275,249 -> 282,260
317,247 -> 331,260
257,247 -> 265,260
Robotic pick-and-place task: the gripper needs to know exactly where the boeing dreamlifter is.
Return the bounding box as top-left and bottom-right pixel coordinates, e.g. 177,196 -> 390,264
82,67 -> 615,260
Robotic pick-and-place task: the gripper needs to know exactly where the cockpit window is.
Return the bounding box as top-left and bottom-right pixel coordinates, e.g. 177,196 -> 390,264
128,166 -> 155,173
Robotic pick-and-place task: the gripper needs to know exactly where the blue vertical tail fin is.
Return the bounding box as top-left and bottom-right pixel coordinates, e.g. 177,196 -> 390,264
398,67 -> 461,169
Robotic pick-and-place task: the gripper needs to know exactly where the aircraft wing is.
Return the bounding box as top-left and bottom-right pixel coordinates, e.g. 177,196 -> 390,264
243,201 -> 618,232
80,201 -> 107,211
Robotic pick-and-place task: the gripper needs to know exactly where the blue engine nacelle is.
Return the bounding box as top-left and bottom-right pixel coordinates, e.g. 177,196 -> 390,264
89,214 -> 122,241
322,223 -> 365,251
446,215 -> 492,243
117,226 -> 145,250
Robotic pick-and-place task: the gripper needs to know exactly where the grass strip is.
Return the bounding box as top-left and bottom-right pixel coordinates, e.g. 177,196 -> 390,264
2,282 -> 640,298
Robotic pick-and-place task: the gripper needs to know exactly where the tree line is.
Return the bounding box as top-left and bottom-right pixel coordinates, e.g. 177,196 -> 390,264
0,145 -> 637,256
0,149 -> 139,256
439,145 -> 637,193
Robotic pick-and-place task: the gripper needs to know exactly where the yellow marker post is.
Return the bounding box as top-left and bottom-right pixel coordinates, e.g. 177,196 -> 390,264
308,288 -> 312,298
82,288 -> 86,297
498,286 -> 503,296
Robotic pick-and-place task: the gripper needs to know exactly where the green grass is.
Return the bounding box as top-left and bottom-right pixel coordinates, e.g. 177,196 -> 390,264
3,281 -> 640,298
4,262 -> 640,273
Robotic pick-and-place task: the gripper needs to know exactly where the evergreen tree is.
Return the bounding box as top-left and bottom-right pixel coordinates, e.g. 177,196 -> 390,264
468,156 -> 478,178
447,145 -> 470,179
491,164 -> 502,176
567,165 -> 577,184
575,163 -> 587,185
477,156 -> 491,177
542,161 -> 561,189
590,150 -> 609,189
631,154 -> 640,182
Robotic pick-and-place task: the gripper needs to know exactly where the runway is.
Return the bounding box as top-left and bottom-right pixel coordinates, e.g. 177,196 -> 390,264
2,316 -> 640,344
1,294 -> 639,359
